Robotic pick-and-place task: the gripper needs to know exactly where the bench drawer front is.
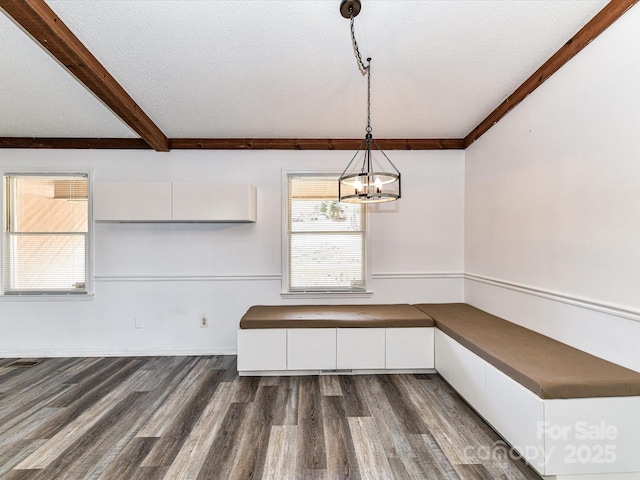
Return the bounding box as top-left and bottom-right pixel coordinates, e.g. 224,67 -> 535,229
443,332 -> 487,417
485,363 -> 545,472
288,328 -> 336,370
337,328 -> 386,370
386,327 -> 434,369
237,329 -> 287,372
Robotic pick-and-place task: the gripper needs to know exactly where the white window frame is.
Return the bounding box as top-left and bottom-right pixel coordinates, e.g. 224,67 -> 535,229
1,170 -> 93,297
281,170 -> 372,298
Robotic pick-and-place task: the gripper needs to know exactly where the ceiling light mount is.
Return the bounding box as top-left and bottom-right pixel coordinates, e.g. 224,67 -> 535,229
338,0 -> 401,204
340,0 -> 361,19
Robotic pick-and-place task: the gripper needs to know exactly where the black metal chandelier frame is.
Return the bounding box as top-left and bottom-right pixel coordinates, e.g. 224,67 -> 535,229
338,0 -> 401,204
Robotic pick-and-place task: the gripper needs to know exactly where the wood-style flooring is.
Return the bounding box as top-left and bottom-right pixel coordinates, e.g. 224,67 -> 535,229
0,356 -> 541,479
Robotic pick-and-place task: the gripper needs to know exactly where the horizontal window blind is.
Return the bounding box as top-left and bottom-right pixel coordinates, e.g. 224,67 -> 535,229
287,175 -> 366,292
3,175 -> 88,294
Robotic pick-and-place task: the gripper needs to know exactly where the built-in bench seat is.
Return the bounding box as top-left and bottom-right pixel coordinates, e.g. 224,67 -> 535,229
413,303 -> 640,399
413,303 -> 640,478
237,302 -> 640,478
240,304 -> 435,329
237,304 -> 435,374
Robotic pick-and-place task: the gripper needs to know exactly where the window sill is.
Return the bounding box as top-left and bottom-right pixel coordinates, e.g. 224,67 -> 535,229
281,291 -> 373,299
0,293 -> 94,302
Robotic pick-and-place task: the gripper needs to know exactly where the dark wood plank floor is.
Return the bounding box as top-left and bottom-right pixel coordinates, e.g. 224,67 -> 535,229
0,356 -> 541,479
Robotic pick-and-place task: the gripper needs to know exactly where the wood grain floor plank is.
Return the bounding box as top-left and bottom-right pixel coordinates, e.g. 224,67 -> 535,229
320,375 -> 343,396
348,416 -> 394,480
29,358 -> 146,440
407,433 -> 461,479
140,369 -> 222,468
161,381 -> 238,480
321,395 -> 360,479
395,374 -> 472,465
338,376 -> 370,417
271,376 -> 299,426
262,425 -> 298,479
14,363 -> 152,470
0,358 -> 71,395
229,385 -> 278,479
296,376 -> 327,474
0,357 -> 542,480
96,437 -> 159,480
136,357 -> 210,438
0,439 -> 47,478
359,376 -> 414,460
196,401 -> 249,480
21,391 -> 150,480
232,375 -> 261,403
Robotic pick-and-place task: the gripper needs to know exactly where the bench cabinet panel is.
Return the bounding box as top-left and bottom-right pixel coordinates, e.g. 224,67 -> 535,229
543,396 -> 640,476
337,328 -> 386,370
386,327 -> 434,369
237,329 -> 287,372
485,363 -> 545,472
287,328 -> 336,370
443,332 -> 487,418
434,329 -> 452,381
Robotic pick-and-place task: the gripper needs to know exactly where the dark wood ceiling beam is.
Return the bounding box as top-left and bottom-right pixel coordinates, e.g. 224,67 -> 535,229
464,0 -> 639,148
0,0 -> 169,152
0,137 -> 152,149
169,138 -> 465,150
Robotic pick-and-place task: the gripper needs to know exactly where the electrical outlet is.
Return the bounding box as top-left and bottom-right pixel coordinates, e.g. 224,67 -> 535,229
201,316 -> 208,328
135,316 -> 144,329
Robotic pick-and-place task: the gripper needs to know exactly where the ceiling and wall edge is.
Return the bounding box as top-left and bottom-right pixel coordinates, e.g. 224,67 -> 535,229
0,0 -> 637,152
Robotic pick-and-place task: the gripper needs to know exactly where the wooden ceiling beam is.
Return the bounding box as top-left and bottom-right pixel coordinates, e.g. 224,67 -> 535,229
0,137 -> 152,149
0,137 -> 465,150
169,138 -> 466,150
464,0 -> 639,148
0,0 -> 169,152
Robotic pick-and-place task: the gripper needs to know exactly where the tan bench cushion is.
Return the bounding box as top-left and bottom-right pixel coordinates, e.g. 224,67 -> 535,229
414,303 -> 640,399
240,304 -> 435,329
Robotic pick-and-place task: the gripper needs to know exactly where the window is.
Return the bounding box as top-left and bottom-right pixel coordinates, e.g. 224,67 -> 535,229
2,174 -> 89,294
285,173 -> 367,293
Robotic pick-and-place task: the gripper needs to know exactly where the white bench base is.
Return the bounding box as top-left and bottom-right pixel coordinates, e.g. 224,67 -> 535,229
239,368 -> 436,377
435,329 -> 640,479
237,327 -> 434,374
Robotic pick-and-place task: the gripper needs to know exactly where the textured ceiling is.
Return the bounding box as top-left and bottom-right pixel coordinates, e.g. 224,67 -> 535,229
0,0 -> 609,140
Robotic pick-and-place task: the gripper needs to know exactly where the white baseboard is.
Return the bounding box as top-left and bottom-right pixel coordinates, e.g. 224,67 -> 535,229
0,347 -> 237,358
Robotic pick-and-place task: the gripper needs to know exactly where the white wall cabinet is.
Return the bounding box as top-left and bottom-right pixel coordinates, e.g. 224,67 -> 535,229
172,182 -> 256,222
94,181 -> 256,222
94,181 -> 172,221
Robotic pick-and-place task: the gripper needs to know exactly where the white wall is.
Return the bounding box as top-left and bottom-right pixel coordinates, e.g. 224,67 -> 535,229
465,5 -> 640,371
0,149 -> 465,357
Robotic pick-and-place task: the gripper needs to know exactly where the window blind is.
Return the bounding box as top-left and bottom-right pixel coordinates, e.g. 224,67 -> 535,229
287,175 -> 366,292
3,175 -> 88,294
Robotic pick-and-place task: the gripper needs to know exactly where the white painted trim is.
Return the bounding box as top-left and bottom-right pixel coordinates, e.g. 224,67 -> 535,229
94,274 -> 281,283
373,272 -> 464,280
465,273 -> 640,322
0,293 -> 94,302
0,347 -> 237,358
93,272 -> 463,284
280,291 -> 373,299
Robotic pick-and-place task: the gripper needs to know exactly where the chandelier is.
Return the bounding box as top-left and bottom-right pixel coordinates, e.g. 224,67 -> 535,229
338,0 -> 401,204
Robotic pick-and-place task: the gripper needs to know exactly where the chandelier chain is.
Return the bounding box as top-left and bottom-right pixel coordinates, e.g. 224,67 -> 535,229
349,10 -> 368,74
349,8 -> 372,134
366,58 -> 371,133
